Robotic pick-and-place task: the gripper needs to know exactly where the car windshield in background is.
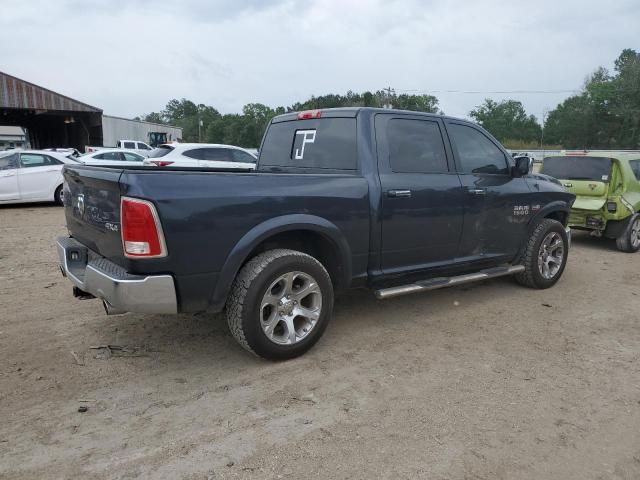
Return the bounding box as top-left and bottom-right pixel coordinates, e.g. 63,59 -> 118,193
148,146 -> 174,158
541,156 -> 613,182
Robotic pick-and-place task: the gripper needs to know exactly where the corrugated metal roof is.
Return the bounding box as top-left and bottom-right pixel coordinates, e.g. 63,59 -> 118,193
0,71 -> 102,112
0,126 -> 25,136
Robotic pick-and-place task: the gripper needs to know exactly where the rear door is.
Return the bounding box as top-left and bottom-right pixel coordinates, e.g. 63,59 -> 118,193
376,114 -> 465,274
17,153 -> 62,200
445,121 -> 530,261
0,153 -> 19,200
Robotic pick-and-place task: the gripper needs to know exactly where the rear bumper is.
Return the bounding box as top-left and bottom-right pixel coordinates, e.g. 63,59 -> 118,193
57,237 -> 177,315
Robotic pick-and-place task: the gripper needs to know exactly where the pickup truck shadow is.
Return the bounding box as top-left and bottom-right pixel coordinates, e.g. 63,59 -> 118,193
95,276 -> 520,367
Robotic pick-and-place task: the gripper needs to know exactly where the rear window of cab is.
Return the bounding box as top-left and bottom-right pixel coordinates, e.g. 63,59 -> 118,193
259,118 -> 357,171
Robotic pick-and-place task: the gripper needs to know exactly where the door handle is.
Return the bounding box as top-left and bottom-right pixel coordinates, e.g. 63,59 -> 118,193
0,172 -> 16,177
387,189 -> 412,198
468,188 -> 486,195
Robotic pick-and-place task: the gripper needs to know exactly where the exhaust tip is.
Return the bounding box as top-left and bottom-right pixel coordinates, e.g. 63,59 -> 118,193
102,300 -> 125,316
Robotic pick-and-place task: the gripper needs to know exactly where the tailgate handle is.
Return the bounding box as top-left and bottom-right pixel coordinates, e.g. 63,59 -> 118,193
387,189 -> 412,198
468,188 -> 486,195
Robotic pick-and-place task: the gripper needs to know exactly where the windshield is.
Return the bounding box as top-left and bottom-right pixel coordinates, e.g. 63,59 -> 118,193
541,156 -> 613,182
148,145 -> 174,158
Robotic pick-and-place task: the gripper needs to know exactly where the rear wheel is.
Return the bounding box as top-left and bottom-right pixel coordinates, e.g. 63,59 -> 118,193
616,214 -> 640,253
515,219 -> 568,289
54,185 -> 64,206
226,249 -> 334,360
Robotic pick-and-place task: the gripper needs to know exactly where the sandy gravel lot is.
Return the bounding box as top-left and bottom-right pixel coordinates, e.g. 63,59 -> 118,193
0,204 -> 639,480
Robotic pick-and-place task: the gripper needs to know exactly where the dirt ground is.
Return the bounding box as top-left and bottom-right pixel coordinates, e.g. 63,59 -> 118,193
1,205 -> 639,480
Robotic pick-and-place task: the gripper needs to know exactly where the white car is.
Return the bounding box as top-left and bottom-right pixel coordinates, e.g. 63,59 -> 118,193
0,150 -> 78,205
143,143 -> 257,169
115,140 -> 154,157
80,149 -> 146,166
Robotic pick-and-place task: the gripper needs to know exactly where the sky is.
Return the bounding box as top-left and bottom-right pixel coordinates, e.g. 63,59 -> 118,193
1,0 -> 638,121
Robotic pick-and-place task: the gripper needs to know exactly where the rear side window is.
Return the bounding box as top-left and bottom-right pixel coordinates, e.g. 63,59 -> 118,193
95,152 -> 123,160
260,118 -> 357,171
148,146 -> 173,158
0,153 -> 18,170
123,142 -> 136,149
183,148 -> 233,161
629,160 -> 640,181
231,149 -> 257,163
387,119 -> 448,173
541,156 -> 613,182
123,152 -> 143,162
448,124 -> 509,175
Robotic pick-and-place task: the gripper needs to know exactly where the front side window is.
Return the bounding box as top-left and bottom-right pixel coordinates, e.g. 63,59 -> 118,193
448,123 -> 509,175
137,142 -> 151,150
387,119 -> 448,173
20,153 -> 59,168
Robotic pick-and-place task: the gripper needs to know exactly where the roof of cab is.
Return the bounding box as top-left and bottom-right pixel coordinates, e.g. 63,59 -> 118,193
271,107 -> 455,123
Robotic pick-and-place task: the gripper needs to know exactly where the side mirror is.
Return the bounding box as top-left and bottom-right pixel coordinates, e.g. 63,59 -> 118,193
513,156 -> 532,177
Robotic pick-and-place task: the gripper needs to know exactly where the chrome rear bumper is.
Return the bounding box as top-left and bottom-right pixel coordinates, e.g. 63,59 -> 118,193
57,237 -> 177,315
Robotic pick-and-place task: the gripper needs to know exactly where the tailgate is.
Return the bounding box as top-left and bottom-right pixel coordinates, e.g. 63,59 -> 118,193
63,165 -> 125,263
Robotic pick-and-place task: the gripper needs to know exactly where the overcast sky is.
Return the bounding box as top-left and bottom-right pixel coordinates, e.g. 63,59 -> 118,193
1,0 -> 638,121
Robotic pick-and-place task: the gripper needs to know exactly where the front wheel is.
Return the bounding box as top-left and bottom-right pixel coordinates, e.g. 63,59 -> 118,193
226,249 -> 334,360
615,214 -> 640,253
515,219 -> 569,289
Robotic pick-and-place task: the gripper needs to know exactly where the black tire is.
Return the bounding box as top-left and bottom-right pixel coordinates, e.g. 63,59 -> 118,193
226,249 -> 334,360
54,185 -> 64,206
514,219 -> 569,289
615,214 -> 640,253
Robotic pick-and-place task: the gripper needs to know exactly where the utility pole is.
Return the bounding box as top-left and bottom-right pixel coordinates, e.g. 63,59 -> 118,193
383,86 -> 395,109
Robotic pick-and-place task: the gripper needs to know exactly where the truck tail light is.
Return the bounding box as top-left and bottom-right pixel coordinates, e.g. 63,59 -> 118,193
148,160 -> 174,167
121,197 -> 167,258
297,110 -> 322,120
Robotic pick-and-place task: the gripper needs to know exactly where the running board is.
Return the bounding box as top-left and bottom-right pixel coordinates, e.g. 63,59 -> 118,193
374,265 -> 525,300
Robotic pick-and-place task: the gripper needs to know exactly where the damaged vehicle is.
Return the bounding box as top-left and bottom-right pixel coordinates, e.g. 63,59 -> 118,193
541,153 -> 640,252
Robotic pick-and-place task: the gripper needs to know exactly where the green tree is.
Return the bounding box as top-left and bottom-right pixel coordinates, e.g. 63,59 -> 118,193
544,49 -> 640,149
470,99 -> 541,144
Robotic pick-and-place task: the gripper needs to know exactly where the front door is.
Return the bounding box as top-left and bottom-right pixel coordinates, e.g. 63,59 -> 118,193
445,121 -> 531,262
0,153 -> 19,200
377,114 -> 466,275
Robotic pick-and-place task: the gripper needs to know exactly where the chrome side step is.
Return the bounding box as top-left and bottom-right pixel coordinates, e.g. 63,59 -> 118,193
374,265 -> 525,300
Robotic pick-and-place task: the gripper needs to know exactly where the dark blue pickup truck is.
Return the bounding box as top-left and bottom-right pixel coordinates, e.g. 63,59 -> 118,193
57,107 -> 574,359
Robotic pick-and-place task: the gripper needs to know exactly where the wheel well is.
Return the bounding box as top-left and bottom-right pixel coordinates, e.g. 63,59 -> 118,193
544,210 -> 567,226
244,230 -> 345,289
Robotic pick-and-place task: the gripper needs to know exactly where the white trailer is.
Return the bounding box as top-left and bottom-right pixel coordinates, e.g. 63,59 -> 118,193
101,115 -> 182,147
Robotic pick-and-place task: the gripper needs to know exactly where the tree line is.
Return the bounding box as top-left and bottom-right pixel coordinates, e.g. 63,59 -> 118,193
138,48 -> 640,150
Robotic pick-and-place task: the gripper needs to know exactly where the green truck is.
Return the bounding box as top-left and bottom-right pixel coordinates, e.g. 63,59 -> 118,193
541,153 -> 640,252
